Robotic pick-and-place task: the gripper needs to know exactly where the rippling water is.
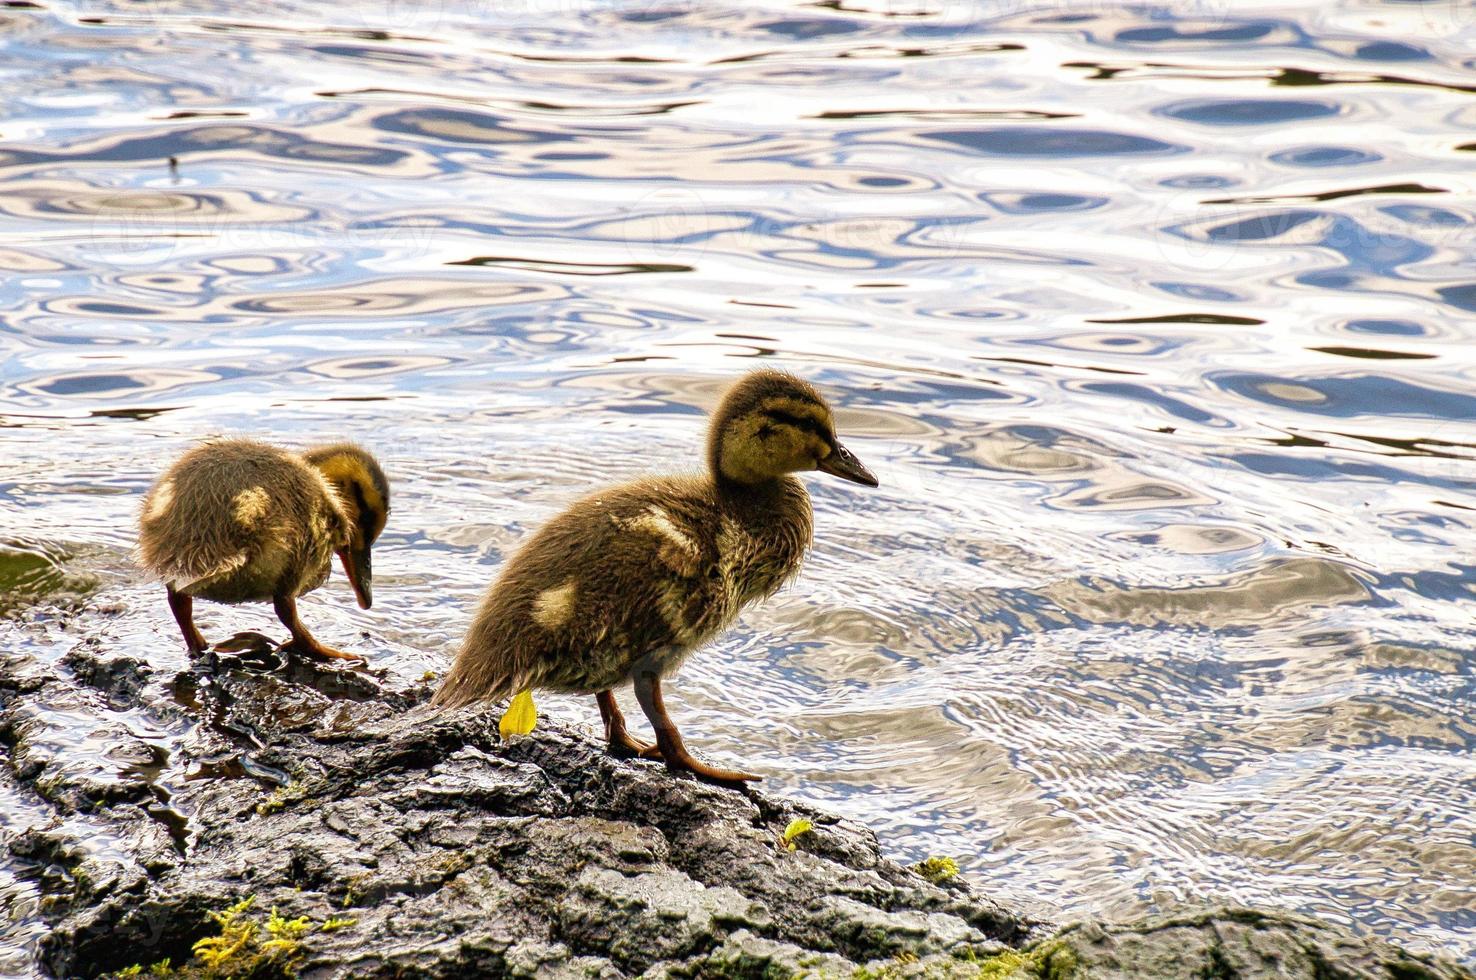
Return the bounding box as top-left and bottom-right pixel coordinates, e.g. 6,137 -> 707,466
3,0 -> 1475,971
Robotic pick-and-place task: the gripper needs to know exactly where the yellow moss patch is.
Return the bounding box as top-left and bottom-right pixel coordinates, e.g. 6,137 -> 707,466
914,856 -> 960,884
109,896 -> 333,979
256,781 -> 308,816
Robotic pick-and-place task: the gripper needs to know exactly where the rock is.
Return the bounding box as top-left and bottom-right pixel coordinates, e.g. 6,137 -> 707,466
2,603 -> 1471,979
1021,908 -> 1474,980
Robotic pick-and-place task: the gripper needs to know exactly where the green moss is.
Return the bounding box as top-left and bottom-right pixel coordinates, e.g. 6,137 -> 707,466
1031,941 -> 1077,980
436,851 -> 474,875
913,857 -> 960,884
110,897 -> 328,979
704,953 -> 821,980
319,916 -> 357,933
1199,943 -> 1235,980
851,951 -> 918,980
842,941 -> 1076,980
340,870 -> 373,907
255,782 -> 308,816
967,951 -> 1028,980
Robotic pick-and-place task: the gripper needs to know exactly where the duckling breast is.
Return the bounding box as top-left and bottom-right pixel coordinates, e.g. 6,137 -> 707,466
715,477 -> 814,604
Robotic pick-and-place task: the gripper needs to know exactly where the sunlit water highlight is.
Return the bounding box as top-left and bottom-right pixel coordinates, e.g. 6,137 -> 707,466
2,0 -> 1475,971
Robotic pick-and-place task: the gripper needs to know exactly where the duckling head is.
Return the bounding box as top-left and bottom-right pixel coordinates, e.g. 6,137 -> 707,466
707,369 -> 878,488
301,443 -> 390,609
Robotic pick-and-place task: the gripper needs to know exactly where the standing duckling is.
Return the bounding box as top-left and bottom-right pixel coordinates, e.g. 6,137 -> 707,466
137,439 -> 389,662
433,369 -> 877,787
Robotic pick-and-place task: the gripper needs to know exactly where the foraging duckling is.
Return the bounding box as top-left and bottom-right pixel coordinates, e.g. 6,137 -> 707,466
433,369 -> 877,787
137,439 -> 389,662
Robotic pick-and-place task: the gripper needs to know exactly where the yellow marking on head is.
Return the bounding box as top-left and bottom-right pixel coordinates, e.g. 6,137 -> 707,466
144,480 -> 174,522
231,486 -> 271,526
318,455 -> 386,516
305,446 -> 390,542
532,581 -> 577,630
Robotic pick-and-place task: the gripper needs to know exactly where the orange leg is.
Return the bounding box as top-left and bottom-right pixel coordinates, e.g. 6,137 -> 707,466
167,586 -> 208,654
632,672 -> 759,788
273,594 -> 365,664
597,690 -> 656,758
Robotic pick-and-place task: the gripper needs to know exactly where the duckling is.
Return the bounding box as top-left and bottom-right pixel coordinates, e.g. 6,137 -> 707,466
433,369 -> 877,787
137,439 -> 389,662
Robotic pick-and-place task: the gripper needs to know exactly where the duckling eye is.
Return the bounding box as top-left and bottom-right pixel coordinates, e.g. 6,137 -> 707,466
756,423 -> 777,440
349,483 -> 383,543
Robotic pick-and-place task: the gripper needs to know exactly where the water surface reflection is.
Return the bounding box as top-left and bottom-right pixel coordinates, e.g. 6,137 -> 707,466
2,0 -> 1475,971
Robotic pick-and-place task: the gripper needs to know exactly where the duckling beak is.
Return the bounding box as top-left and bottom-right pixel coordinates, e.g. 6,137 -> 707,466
819,442 -> 878,487
338,546 -> 373,609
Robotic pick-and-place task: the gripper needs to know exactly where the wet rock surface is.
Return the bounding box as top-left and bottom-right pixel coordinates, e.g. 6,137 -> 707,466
2,602 -> 1471,979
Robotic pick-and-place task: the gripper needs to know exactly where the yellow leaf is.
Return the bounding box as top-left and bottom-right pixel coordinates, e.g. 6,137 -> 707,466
781,818 -> 814,850
500,689 -> 537,738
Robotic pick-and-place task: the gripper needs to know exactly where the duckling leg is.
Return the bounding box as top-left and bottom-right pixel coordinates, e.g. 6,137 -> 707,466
167,586 -> 208,654
632,673 -> 759,787
596,690 -> 656,758
272,594 -> 366,664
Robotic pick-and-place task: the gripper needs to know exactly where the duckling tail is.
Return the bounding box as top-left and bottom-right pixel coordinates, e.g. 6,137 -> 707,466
429,664 -> 521,712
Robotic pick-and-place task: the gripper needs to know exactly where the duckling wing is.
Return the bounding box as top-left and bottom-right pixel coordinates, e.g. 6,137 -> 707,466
171,549 -> 251,594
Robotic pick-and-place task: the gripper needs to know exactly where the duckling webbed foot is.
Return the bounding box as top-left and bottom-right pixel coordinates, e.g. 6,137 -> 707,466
167,586 -> 209,655
273,594 -> 367,665
633,673 -> 759,788
597,690 -> 658,757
